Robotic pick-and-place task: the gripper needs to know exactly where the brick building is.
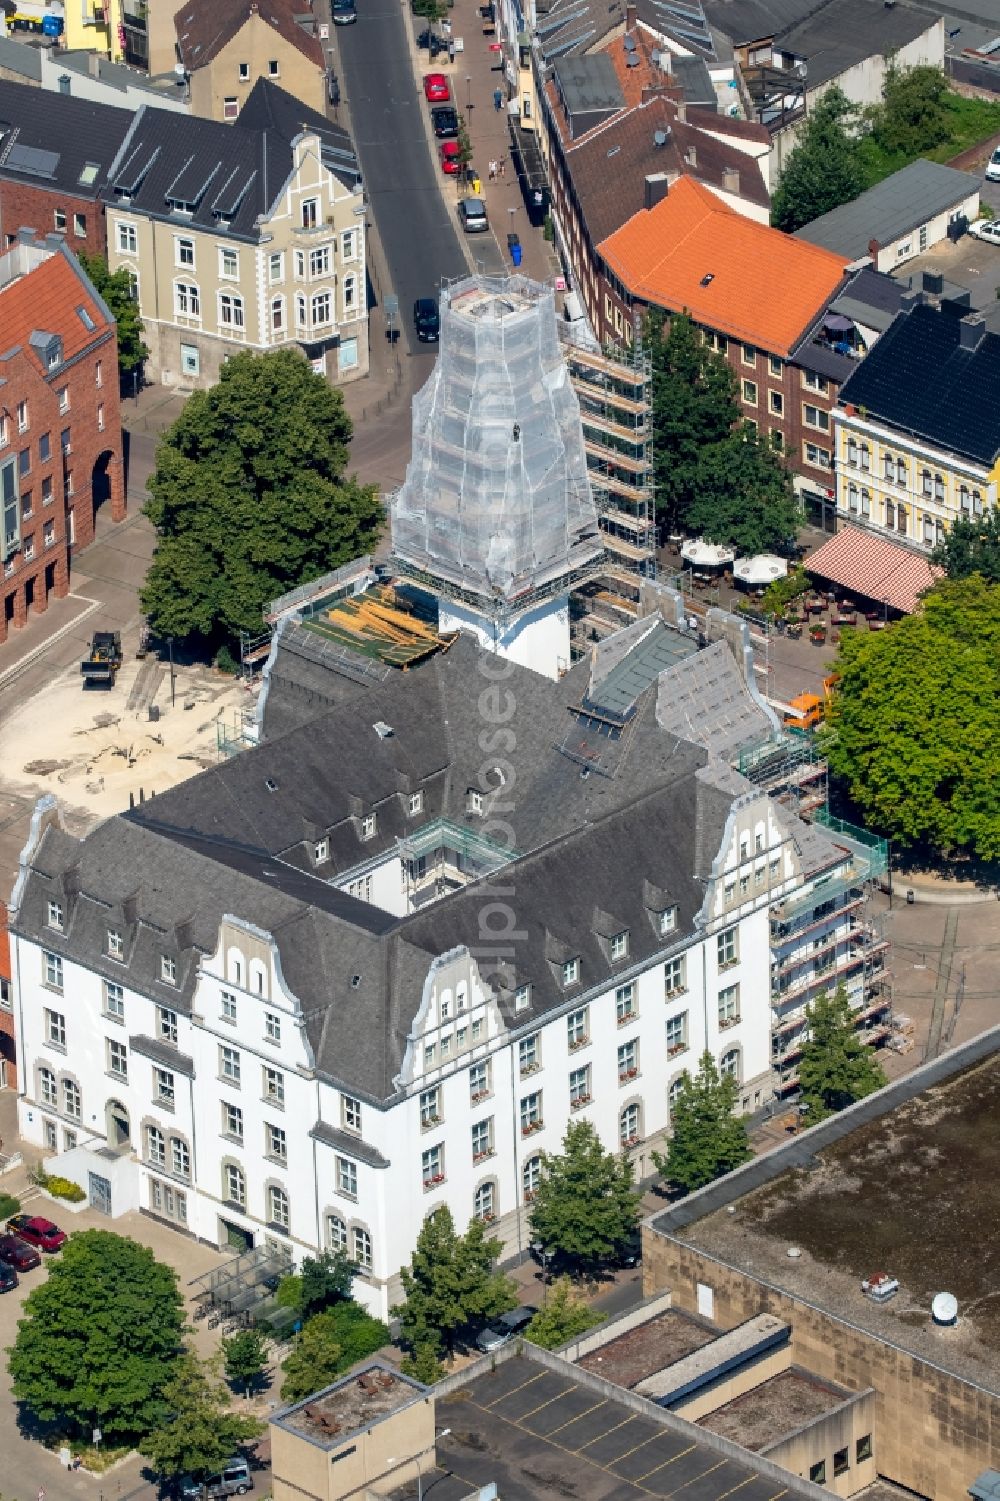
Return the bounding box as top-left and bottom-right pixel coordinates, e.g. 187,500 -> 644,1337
0,900 -> 14,1089
1,232 -> 125,645
0,78 -> 133,259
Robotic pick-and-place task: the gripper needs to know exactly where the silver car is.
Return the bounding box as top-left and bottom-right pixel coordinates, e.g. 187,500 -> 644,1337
458,197 -> 489,234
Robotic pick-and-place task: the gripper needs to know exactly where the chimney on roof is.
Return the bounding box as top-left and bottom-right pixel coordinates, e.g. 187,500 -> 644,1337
900,288 -> 925,311
685,145 -> 697,168
88,51 -> 101,79
922,270 -> 943,296
959,314 -> 987,351
17,226 -> 38,245
676,100 -> 686,123
722,165 -> 740,193
644,171 -> 676,209
625,1 -> 637,27
868,238 -> 880,263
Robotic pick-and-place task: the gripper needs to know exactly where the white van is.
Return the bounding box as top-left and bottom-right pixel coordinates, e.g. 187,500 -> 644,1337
562,290 -> 585,324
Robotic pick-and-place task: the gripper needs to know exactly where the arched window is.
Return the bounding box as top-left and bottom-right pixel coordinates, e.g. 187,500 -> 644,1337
667,1074 -> 685,1119
39,1066 -> 57,1107
295,293 -> 307,329
63,1078 -> 81,1120
146,1125 -> 166,1166
353,1225 -> 373,1269
268,1184 -> 289,1229
620,1102 -> 641,1147
522,1154 -> 542,1202
327,1213 -> 347,1253
170,1136 -> 190,1177
473,1181 -> 495,1221
225,1163 -> 246,1208
721,1048 -> 741,1082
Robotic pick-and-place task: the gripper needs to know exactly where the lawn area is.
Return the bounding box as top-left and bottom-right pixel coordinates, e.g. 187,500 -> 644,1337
857,89 -> 1000,186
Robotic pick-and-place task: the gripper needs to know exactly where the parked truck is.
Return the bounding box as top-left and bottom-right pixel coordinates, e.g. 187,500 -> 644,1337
81,631 -> 123,687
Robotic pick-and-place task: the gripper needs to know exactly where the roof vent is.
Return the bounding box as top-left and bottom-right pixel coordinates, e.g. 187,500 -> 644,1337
932,1292 -> 958,1325
653,128 -> 668,146
265,777 -> 279,792
373,721 -> 394,739
786,1245 -> 801,1259
351,974 -> 362,989
624,32 -> 637,49
700,272 -> 714,286
626,52 -> 641,66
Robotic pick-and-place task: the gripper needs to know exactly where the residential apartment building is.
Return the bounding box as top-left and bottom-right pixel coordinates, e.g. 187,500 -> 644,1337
103,79 -> 368,387
597,175 -> 850,496
0,79 -> 133,258
0,232 -> 125,644
834,296 -> 1000,547
0,900 -> 14,1089
11,629 -> 818,1316
175,0 -> 326,123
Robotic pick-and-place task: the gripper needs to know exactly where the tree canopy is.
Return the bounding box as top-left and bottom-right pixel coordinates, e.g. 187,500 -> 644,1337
221,1329 -> 270,1397
7,1230 -> 185,1440
140,349 -> 382,648
653,1052 -> 751,1194
865,64 -> 949,160
527,1119 -> 640,1274
280,1313 -> 344,1402
798,986 -> 887,1122
822,577 -> 1000,858
684,428 -> 801,555
393,1207 -> 515,1356
932,511 -> 1000,584
525,1278 -> 600,1350
78,252 -> 149,379
771,87 -> 865,233
140,1353 -> 260,1479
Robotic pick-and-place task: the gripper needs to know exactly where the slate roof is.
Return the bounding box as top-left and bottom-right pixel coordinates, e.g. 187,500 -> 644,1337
0,34 -> 42,81
795,160 -> 981,261
838,299 -> 1000,466
0,77 -> 132,199
806,525 -> 941,614
12,636 -> 754,1102
566,95 -> 769,244
791,264 -> 905,381
775,0 -> 938,85
175,0 -> 324,72
100,78 -> 359,242
599,175 -> 848,356
656,640 -> 778,758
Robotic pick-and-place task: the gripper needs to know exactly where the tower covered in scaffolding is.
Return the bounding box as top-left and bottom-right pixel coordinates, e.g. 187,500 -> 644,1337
389,274 -> 604,678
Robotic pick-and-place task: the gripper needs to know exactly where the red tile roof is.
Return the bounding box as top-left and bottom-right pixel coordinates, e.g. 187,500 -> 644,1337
0,249 -> 111,372
806,525 -> 942,614
604,27 -> 679,108
0,901 -> 9,984
598,175 -> 850,357
176,0 -> 324,72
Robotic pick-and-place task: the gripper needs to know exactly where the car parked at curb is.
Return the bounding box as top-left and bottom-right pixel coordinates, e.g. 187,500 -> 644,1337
985,147 -> 1000,183
7,1214 -> 66,1252
431,105 -> 459,137
0,1234 -> 42,1271
969,218 -> 1000,246
423,72 -> 450,102
332,0 -> 357,22
458,197 -> 488,233
440,139 -> 463,175
498,1304 -> 537,1334
179,1459 -> 252,1501
413,298 -> 440,341
476,1325 -> 513,1354
0,1261 -> 18,1292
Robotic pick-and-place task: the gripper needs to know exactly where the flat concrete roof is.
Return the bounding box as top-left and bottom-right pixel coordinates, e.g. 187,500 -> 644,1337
636,1315 -> 789,1405
578,1307 -> 718,1388
651,1038 -> 1000,1395
274,1363 -> 424,1447
700,1368 -> 854,1452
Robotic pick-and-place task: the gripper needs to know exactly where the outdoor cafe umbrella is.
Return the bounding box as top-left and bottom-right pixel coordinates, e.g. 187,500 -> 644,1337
733,554 -> 788,587
680,538 -> 736,569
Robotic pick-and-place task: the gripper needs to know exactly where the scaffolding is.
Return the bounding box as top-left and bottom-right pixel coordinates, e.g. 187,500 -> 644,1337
558,329 -> 655,650
397,818 -> 516,909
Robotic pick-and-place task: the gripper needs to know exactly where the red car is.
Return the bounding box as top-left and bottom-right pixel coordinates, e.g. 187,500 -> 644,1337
440,140 -> 463,175
0,1234 -> 41,1271
7,1214 -> 66,1252
423,72 -> 450,102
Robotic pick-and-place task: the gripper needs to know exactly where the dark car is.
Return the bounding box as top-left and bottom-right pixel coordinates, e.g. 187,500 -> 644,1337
332,0 -> 357,21
498,1304 -> 537,1334
0,1235 -> 41,1271
0,1260 -> 18,1292
431,105 -> 459,137
7,1214 -> 66,1252
413,298 -> 440,342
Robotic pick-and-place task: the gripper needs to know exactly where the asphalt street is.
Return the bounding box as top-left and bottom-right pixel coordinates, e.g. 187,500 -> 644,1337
333,0 -> 470,353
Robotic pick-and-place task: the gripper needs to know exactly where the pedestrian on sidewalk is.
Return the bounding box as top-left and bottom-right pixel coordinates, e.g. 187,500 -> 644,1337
499,156 -> 506,178
493,86 -> 503,111
488,159 -> 497,180
471,172 -> 483,195
448,36 -> 455,61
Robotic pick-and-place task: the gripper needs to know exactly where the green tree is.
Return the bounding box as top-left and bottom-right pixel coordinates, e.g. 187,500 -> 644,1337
300,1249 -> 355,1319
401,1343 -> 445,1384
78,251 -> 149,379
274,1273 -> 303,1315
932,510 -> 1000,583
771,88 -> 865,232
7,1230 -> 184,1441
320,1301 -> 390,1368
453,115 -> 474,182
280,1313 -> 344,1402
527,1119 -> 640,1275
393,1207 -> 515,1356
684,427 -> 801,555
653,1052 -> 751,1194
868,64 -> 948,158
645,311 -> 740,532
821,577 -> 1000,858
411,0 -> 446,18
221,1328 -> 270,1397
140,1353 -> 260,1480
140,349 -> 382,649
798,986 -> 887,1122
524,1278 -> 600,1350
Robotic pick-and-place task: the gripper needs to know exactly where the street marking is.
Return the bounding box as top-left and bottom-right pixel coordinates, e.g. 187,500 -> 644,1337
484,1370 -> 546,1408
515,1384 -> 577,1422
634,1446 -> 706,1483
544,1399 -> 608,1437
579,1414 -> 639,1450
0,595 -> 101,695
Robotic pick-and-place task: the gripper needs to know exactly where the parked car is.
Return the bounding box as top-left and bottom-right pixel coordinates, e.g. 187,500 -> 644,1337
7,1214 -> 66,1252
458,197 -> 489,233
476,1325 -> 513,1354
332,0 -> 357,21
423,72 -> 450,102
498,1304 -> 537,1334
413,298 -> 440,342
180,1459 -> 252,1501
985,147 -> 1000,183
0,1234 -> 41,1271
969,218 -> 1000,246
417,27 -> 446,54
440,139 -> 463,175
0,1260 -> 18,1293
620,1232 -> 642,1268
431,105 -> 459,137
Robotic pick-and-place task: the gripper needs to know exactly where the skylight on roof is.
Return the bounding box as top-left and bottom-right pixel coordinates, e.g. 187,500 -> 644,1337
78,162 -> 100,186
77,305 -> 96,330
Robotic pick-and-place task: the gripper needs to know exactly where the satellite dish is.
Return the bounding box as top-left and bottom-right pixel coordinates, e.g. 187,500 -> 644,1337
624,33 -> 637,49
932,1292 -> 958,1325
653,128 -> 668,145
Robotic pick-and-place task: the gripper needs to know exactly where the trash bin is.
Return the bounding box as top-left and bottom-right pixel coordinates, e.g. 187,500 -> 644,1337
511,240 -> 522,267
148,704 -> 160,723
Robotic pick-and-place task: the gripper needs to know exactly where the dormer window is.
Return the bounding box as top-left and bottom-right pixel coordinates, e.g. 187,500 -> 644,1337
659,906 -> 678,937
515,983 -> 531,1012
610,930 -> 629,961
360,812 -> 376,841
107,928 -> 124,960
562,957 -> 580,987
408,791 -> 423,817
467,789 -> 484,815
313,838 -> 328,862
161,954 -> 178,986
47,900 -> 64,930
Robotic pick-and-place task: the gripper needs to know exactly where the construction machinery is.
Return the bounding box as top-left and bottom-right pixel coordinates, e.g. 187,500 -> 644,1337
783,675 -> 838,732
81,631 -> 123,687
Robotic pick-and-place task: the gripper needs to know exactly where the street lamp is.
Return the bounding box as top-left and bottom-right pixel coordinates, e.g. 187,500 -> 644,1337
466,75 -> 472,112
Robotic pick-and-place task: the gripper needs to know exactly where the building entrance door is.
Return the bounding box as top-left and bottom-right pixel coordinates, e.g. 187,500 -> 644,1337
88,1172 -> 112,1215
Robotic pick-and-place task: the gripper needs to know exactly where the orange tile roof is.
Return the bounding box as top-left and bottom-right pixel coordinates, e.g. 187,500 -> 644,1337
604,29 -> 680,108
598,175 -> 850,357
0,901 -> 9,983
806,526 -> 941,614
0,249 -> 111,372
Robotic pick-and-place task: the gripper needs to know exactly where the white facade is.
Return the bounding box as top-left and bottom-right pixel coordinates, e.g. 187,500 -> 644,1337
437,594 -> 571,681
12,779 -> 802,1319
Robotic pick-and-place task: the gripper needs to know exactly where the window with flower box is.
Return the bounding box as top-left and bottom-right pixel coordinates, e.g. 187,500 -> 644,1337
422,1144 -> 444,1188
520,1091 -> 542,1135
618,1039 -> 639,1083
666,1011 -> 688,1057
615,983 -> 636,1025
567,1007 -> 589,1050
620,1102 -> 641,1147
469,1060 -> 491,1103
471,1117 -> 494,1162
569,1065 -> 591,1109
519,1033 -> 540,1074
